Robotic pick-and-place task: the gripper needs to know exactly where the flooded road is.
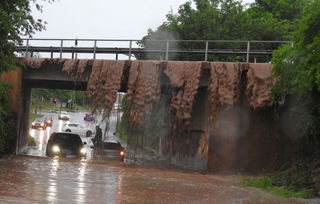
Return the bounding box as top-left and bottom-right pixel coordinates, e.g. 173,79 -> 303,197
6,111 -> 316,203
27,111 -> 120,157
0,156 -> 313,204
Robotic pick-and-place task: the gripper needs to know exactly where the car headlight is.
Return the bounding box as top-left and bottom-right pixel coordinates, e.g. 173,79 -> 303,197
80,148 -> 86,155
32,122 -> 35,125
52,145 -> 60,153
120,150 -> 124,156
41,123 -> 44,126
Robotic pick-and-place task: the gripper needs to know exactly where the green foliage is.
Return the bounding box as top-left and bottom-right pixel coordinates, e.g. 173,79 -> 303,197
29,113 -> 43,125
0,82 -> 16,154
0,0 -> 52,73
272,0 -> 320,157
0,0 -> 52,154
241,176 -> 315,199
252,0 -> 309,21
31,88 -> 88,104
30,88 -> 89,113
28,136 -> 36,147
137,0 -> 307,61
272,0 -> 320,95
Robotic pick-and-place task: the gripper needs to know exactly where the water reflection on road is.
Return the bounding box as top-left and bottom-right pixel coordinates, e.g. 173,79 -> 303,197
15,112 -> 316,203
0,156 -> 310,204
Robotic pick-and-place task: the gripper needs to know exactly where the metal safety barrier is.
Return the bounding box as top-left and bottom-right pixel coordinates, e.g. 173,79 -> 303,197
17,38 -> 292,62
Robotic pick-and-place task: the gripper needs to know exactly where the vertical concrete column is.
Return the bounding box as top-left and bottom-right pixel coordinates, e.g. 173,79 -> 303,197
17,83 -> 31,154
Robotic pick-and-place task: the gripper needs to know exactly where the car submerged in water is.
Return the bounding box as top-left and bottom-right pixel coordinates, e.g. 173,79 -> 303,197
84,113 -> 94,122
31,118 -> 47,129
58,111 -> 70,120
44,117 -> 53,127
46,132 -> 87,158
93,140 -> 125,161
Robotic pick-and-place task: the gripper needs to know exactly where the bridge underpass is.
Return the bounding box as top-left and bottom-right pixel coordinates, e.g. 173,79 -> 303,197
0,37 -> 300,172
6,57 -> 301,173
17,59 -> 211,164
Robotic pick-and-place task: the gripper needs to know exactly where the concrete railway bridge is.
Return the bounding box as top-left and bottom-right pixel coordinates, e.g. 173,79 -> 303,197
1,38 -> 297,172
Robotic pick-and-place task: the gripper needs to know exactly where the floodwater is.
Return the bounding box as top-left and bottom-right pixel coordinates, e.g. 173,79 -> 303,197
6,111 -> 316,203
0,156 -> 312,204
27,111 -> 120,157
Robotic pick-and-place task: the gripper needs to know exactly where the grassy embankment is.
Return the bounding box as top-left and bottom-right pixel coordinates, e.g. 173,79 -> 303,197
29,113 -> 43,125
31,101 -> 90,114
28,113 -> 43,147
241,169 -> 316,199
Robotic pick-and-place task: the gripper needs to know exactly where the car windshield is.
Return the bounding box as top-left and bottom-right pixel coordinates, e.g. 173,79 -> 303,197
49,133 -> 83,148
102,142 -> 122,150
35,118 -> 43,122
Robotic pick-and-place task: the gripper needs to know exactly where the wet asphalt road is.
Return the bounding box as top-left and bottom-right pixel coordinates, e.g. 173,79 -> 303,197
0,111 -> 316,203
27,111 -> 120,158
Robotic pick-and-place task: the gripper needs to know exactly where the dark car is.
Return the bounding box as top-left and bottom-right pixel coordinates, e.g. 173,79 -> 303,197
93,141 -> 125,161
84,113 -> 94,122
31,118 -> 47,129
46,132 -> 87,158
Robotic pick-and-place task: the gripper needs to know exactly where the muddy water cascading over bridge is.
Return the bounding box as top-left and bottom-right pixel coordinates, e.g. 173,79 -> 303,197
14,58 -> 297,172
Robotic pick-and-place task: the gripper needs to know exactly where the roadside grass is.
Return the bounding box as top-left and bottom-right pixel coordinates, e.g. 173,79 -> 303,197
31,101 -> 90,113
28,136 -> 36,147
116,127 -> 129,143
29,113 -> 44,125
241,176 -> 315,199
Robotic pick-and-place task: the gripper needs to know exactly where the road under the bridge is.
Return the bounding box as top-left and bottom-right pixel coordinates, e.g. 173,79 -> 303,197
1,58 -> 304,173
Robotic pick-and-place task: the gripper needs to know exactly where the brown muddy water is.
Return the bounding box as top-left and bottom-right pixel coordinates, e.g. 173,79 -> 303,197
0,156 -> 315,204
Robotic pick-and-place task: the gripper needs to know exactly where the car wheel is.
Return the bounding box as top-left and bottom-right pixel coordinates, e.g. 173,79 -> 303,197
66,129 -> 71,132
86,131 -> 92,137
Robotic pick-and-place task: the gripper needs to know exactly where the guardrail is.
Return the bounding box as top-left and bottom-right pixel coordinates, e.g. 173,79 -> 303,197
18,38 -> 292,62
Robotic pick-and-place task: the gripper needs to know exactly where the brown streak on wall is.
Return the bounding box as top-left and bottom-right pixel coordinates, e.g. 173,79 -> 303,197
0,70 -> 23,113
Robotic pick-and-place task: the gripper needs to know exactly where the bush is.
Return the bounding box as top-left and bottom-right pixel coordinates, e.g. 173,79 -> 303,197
0,82 -> 16,155
241,173 -> 316,199
28,136 -> 36,147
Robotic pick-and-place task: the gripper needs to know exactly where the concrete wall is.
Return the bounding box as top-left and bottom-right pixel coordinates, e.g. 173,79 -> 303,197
0,70 -> 23,153
206,73 -> 301,173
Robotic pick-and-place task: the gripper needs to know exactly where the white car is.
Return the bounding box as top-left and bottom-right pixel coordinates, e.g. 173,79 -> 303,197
58,111 -> 70,120
62,123 -> 94,137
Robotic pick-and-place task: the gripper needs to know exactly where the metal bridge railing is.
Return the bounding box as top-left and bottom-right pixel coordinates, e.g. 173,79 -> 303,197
18,38 -> 292,62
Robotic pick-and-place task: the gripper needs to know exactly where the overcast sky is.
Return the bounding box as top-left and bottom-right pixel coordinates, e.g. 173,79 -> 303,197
30,0 -> 254,59
32,0 -> 254,40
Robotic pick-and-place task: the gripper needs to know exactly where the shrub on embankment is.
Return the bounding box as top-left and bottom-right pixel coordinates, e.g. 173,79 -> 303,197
241,157 -> 320,198
0,82 -> 16,155
269,0 -> 320,197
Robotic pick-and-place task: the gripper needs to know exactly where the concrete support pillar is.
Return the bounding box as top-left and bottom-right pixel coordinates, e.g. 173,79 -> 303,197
17,84 -> 31,154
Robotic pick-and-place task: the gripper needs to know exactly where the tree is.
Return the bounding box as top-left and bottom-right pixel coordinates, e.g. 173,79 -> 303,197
137,0 -> 308,61
0,0 -> 52,74
252,0 -> 310,20
0,82 -> 16,154
0,0 -> 52,154
272,0 -> 320,156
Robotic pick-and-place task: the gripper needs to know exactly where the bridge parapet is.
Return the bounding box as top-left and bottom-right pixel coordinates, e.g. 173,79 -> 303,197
16,38 -> 292,62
